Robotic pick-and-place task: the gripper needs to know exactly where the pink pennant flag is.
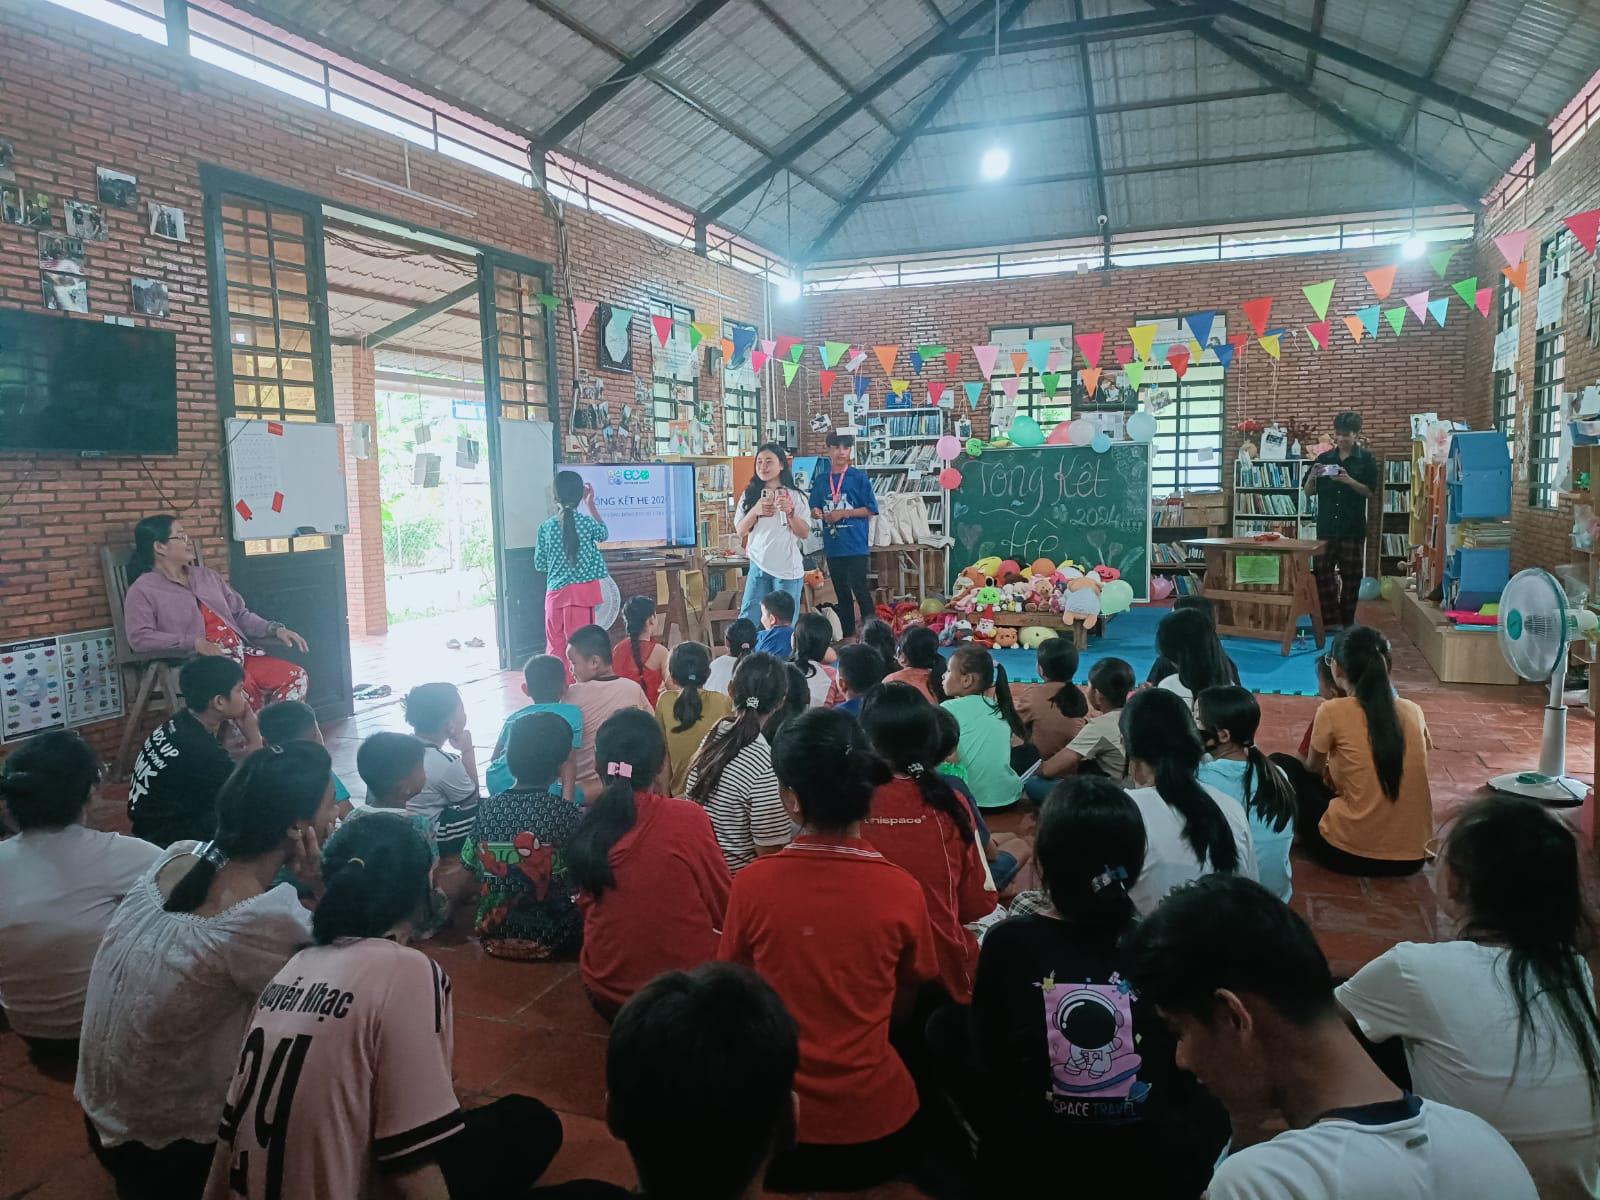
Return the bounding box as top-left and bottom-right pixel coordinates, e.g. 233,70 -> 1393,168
927,381 -> 947,406
1113,344 -> 1133,367
1046,349 -> 1067,373
760,338 -> 776,358
1475,287 -> 1493,317
572,298 -> 597,335
750,350 -> 769,372
651,314 -> 674,347
1000,376 -> 1020,400
972,344 -> 1000,380
846,349 -> 867,374
1493,228 -> 1531,268
1565,208 -> 1600,256
1075,332 -> 1104,367
1403,291 -> 1430,322
1305,320 -> 1331,350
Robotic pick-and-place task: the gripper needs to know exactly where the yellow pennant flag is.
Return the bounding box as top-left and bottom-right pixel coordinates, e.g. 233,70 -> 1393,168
889,378 -> 910,396
1258,333 -> 1281,360
1187,339 -> 1204,362
1128,324 -> 1157,361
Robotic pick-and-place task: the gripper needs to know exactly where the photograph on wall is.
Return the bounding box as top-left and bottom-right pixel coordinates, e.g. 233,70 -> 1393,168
132,276 -> 169,317
148,200 -> 187,242
42,270 -> 89,312
38,231 -> 85,274
96,166 -> 137,208
1,636 -> 67,743
596,302 -> 633,373
1,186 -> 22,225
63,198 -> 108,242
0,137 -> 13,181
23,190 -> 52,229
59,628 -> 123,728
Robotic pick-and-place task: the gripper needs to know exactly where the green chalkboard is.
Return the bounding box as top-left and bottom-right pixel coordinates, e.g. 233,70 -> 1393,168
947,443 -> 1151,598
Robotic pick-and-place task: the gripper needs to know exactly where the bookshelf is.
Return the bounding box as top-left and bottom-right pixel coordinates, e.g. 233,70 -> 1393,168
1379,457 -> 1413,576
859,407 -> 949,533
1232,458 -> 1318,539
1154,491 -> 1227,597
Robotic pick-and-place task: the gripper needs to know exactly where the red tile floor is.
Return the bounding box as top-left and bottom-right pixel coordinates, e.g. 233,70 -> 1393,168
4,602 -> 1595,1199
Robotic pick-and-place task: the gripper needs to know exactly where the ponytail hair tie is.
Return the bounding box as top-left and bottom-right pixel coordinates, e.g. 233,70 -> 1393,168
1090,865 -> 1129,894
906,762 -> 925,778
346,856 -> 366,870
196,841 -> 228,869
744,695 -> 761,710
607,762 -> 634,779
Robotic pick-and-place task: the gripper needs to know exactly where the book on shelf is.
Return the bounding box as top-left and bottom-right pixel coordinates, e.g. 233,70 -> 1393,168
1454,521 -> 1512,549
1170,572 -> 1202,596
1382,491 -> 1412,513
1383,460 -> 1412,484
1235,492 -> 1300,517
865,411 -> 942,439
1236,461 -> 1301,488
1381,533 -> 1410,556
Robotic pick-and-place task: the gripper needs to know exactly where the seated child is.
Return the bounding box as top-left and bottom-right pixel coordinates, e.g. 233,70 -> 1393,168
466,712 -> 583,960
1301,651 -> 1344,756
754,590 -> 796,659
833,642 -> 886,715
1197,686 -> 1297,902
705,617 -> 757,696
1043,656 -> 1133,785
402,682 -> 481,856
614,596 -> 669,706
933,705 -> 1023,892
258,700 -> 352,815
487,654 -> 582,799
857,617 -> 898,674
656,641 -> 732,795
792,612 -> 842,708
565,625 -> 651,801
883,625 -> 946,703
940,645 -> 1024,810
1013,639 -> 1088,790
355,731 -> 452,932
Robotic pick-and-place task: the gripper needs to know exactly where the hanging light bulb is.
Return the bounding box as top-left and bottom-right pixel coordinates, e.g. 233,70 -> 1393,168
980,145 -> 1011,180
775,276 -> 801,303
1401,236 -> 1426,260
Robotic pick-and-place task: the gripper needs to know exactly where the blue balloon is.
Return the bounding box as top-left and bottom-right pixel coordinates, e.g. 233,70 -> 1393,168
1091,432 -> 1112,453
1359,576 -> 1381,600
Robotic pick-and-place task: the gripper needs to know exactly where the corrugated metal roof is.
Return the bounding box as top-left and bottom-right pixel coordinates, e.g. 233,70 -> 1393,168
242,0 -> 1600,261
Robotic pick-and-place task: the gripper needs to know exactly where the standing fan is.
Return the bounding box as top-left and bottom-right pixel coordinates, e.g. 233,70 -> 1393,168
1492,568 -> 1596,806
594,575 -> 622,630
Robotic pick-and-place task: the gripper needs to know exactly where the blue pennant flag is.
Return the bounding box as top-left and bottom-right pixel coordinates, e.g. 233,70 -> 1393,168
1024,338 -> 1052,374
1356,305 -> 1380,336
909,349 -> 924,375
962,381 -> 983,407
731,324 -> 757,362
854,375 -> 871,398
1185,311 -> 1217,348
1427,296 -> 1450,326
1213,343 -> 1235,371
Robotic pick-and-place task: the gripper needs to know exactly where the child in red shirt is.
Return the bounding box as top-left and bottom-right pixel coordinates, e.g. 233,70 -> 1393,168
612,596 -> 667,706
719,707 -> 938,1194
569,709 -> 730,1019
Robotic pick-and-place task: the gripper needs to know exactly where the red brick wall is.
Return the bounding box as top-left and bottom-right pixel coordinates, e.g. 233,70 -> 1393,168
1463,122 -> 1600,574
0,0 -> 778,754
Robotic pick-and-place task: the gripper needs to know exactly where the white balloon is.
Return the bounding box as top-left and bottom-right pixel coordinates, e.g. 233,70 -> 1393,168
1126,411 -> 1157,442
1067,419 -> 1094,446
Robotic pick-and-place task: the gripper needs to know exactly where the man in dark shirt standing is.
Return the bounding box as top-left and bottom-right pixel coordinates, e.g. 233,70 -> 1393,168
1305,410 -> 1378,631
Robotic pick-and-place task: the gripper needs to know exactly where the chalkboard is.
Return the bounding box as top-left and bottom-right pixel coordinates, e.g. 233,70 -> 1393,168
947,443 -> 1151,599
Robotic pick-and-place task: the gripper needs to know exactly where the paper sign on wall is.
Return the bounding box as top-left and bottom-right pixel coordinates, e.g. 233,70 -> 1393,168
1235,556 -> 1282,587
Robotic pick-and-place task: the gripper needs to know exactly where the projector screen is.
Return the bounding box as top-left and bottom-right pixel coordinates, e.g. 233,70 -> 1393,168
567,463 -> 698,550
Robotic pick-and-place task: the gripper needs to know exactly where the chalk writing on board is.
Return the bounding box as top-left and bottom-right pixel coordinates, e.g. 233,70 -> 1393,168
231,425 -> 281,503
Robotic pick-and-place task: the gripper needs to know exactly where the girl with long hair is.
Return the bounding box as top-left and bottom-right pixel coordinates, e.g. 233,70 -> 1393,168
684,652 -> 792,872
1271,625 -> 1432,876
719,708 -> 937,1194
1015,637 -> 1089,802
1118,687 -> 1256,916
941,645 -> 1024,810
861,683 -> 992,1004
656,640 -> 732,794
1197,685 -> 1297,901
792,611 -> 841,707
78,744 -> 334,1200
735,442 -> 811,625
533,470 -> 611,673
1338,795 -> 1600,1197
705,616 -> 758,695
970,777 -> 1229,1194
613,594 -> 668,705
857,617 -> 897,673
884,624 -> 947,703
570,710 -> 730,1019
1153,605 -> 1236,715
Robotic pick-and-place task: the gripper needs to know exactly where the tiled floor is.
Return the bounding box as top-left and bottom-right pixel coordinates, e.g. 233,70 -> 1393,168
4,602 -> 1594,1200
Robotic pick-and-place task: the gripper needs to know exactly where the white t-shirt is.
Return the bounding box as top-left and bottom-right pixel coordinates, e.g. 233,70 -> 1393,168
408,744 -> 478,821
801,661 -> 836,708
705,652 -> 740,697
76,843 -> 313,1148
1156,673 -> 1199,717
1208,1094 -> 1536,1199
1125,782 -> 1258,917
0,824 -> 160,1039
736,487 -> 809,579
1337,940 -> 1600,1198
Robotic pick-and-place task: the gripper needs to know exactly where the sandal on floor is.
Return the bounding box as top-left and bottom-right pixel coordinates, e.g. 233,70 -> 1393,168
464,637 -> 485,648
446,639 -> 462,650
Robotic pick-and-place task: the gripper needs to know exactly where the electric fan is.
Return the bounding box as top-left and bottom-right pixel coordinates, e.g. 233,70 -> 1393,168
594,575 -> 622,630
1491,568 -> 1596,806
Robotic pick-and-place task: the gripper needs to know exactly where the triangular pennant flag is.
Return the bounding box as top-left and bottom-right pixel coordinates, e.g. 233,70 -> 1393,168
782,359 -> 800,386
1125,361 -> 1146,388
1074,332 -> 1104,367
962,381 -> 983,407
788,343 -> 806,363
1502,260 -> 1529,292
687,324 -> 706,351
1305,320 -> 1331,350
874,345 -> 898,375
1427,247 -> 1457,278
1427,296 -> 1450,326
972,344 -> 999,380
918,344 -> 949,360
1474,287 -> 1493,317
819,369 -> 837,398
720,338 -> 734,361
1356,305 -> 1380,336
650,314 -> 674,347
1046,349 -> 1067,373
1228,332 -> 1249,353
1024,339 -> 1053,374
1302,280 -> 1335,320
889,378 -> 909,397
1451,277 -> 1478,308
760,338 -> 776,358
1565,207 -> 1600,255
774,334 -> 798,361
1041,373 -> 1062,399
1128,324 -> 1157,361
750,350 -> 769,372
1113,344 -> 1134,367
1343,315 -> 1367,344
943,350 -> 962,374
854,375 -> 870,398
1187,340 -> 1205,363
1213,344 -> 1235,371
1001,377 -> 1020,400
1010,351 -> 1029,377
1078,367 -> 1102,395
1184,311 -> 1217,348
1364,265 -> 1397,301
1151,344 -> 1170,368
731,324 -> 756,362
1242,297 -> 1273,337
927,381 -> 947,406
821,341 -> 850,369
1258,333 -> 1281,360
1404,290 -> 1430,322
1384,306 -> 1407,336
572,298 -> 597,334
1166,344 -> 1190,378
536,292 -> 560,313
846,350 -> 867,373
909,350 -> 924,376
1493,228 -> 1532,268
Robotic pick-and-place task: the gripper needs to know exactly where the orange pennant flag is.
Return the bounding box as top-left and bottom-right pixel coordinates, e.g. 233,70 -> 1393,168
1502,260 -> 1530,292
1010,351 -> 1029,376
1343,315 -> 1367,344
1079,367 -> 1102,395
1364,264 -> 1398,301
720,338 -> 734,360
874,345 -> 898,375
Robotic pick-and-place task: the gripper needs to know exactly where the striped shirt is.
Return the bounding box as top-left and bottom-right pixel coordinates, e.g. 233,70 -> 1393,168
684,724 -> 792,873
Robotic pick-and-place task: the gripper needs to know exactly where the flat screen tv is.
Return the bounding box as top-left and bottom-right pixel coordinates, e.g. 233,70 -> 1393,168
0,311 -> 179,455
567,463 -> 697,550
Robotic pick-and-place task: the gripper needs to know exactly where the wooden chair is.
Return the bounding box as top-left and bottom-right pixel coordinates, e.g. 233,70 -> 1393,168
102,544 -> 186,779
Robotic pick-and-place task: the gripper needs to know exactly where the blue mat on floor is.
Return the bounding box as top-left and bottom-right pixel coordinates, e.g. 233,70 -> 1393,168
950,605 -> 1324,696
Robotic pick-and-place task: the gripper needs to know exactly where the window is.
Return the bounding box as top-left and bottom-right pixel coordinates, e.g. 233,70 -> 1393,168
1492,368 -> 1516,441
648,298 -> 697,454
1529,326 -> 1565,509
1537,230 -> 1571,330
1139,315 -> 1226,495
722,319 -> 760,455
1496,268 -> 1522,333
988,322 -> 1072,427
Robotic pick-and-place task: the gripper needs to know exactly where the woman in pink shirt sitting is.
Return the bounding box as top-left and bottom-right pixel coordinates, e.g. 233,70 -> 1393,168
124,514 -> 310,708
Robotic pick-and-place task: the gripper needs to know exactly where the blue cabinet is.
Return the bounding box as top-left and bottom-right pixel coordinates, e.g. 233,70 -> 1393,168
1445,431 -> 1511,521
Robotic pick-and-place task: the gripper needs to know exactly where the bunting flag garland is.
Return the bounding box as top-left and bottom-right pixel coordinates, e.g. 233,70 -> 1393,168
1024,339 -> 1053,373
1451,277 -> 1478,308
536,292 -> 560,313
1125,361 -> 1146,388
782,359 -> 800,386
1187,339 -> 1205,364
1113,343 -> 1134,367
760,338 -> 776,359
874,345 -> 898,375
943,350 -> 962,374
1010,351 -> 1029,376
687,323 -> 706,351
1258,333 -> 1281,360
750,350 -> 769,372
775,334 -> 799,361
572,299 -> 597,335
1128,324 -> 1157,361
846,349 -> 867,373
927,381 -> 947,406
1227,332 -> 1249,357
1151,343 -> 1170,368
1384,306 -> 1407,336
731,325 -> 756,362
1404,291 -> 1430,322
1356,305 -> 1380,336
1184,311 -> 1217,348
787,343 -> 806,363
1075,332 -> 1105,366
972,344 -> 1000,379
1427,297 -> 1450,326
1242,297 -> 1273,337
962,381 -> 983,407
1493,228 -> 1532,268
1166,344 -> 1190,378
819,369 -> 837,397
1364,265 -> 1397,301
1078,367 -> 1102,395
1305,320 -> 1330,350
1475,287 -> 1493,317
720,338 -> 734,361
1001,377 -> 1021,400
1041,372 -> 1062,398
854,375 -> 871,398
1302,280 -> 1335,321
1427,247 -> 1457,278
889,378 -> 910,397
821,341 -> 849,369
1343,315 -> 1367,344
1565,208 -> 1600,255
1213,343 -> 1235,371
909,350 -> 924,375
1047,349 -> 1067,373
1502,260 -> 1530,292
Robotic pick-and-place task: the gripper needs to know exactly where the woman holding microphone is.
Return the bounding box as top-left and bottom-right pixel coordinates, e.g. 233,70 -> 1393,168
735,443 -> 811,624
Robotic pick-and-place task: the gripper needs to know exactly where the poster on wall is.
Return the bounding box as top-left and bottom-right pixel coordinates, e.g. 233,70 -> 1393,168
96,167 -> 137,208
1,637 -> 67,743
596,303 -> 633,373
1536,275 -> 1567,331
59,628 -> 124,727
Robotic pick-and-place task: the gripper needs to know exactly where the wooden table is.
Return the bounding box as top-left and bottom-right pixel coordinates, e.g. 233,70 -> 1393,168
1181,536 -> 1326,655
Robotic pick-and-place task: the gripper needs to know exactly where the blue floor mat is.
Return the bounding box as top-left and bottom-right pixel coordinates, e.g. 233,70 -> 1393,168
955,605 -> 1325,696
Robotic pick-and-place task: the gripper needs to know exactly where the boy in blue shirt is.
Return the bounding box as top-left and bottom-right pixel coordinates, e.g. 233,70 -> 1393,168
486,653 -> 582,799
754,589 -> 796,659
808,430 -> 878,638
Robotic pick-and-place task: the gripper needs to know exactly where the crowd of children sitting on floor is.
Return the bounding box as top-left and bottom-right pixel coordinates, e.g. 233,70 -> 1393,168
1,589 -> 1598,1200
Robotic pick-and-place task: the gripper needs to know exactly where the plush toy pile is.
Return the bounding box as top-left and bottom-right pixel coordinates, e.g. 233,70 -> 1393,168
920,557 -> 1135,647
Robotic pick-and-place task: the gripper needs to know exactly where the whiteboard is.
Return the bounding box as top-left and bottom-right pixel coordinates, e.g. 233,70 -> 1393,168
226,419 -> 349,541
497,418 -> 556,550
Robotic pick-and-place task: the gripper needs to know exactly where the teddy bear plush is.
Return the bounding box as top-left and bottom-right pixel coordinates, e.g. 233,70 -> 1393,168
993,626 -> 1019,649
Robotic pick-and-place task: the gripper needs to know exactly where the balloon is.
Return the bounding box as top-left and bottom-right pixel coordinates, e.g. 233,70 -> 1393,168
935,435 -> 960,461
1150,575 -> 1175,600
1091,433 -> 1112,453
938,467 -> 963,490
1126,411 -> 1157,442
1379,577 -> 1397,600
965,438 -> 984,457
1009,415 -> 1045,447
1359,576 -> 1381,600
1067,419 -> 1094,446
1099,579 -> 1135,615
920,597 -> 945,616
1045,420 -> 1073,445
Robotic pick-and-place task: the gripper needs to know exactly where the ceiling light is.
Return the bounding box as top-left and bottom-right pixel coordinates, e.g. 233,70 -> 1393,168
775,276 -> 802,303
980,145 -> 1011,180
1401,236 -> 1426,260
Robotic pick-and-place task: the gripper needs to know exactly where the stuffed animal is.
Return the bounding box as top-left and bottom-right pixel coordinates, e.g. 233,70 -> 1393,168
804,568 -> 826,589
1018,625 -> 1058,650
1030,575 -> 1057,609
1091,564 -> 1121,583
972,582 -> 1003,609
938,617 -> 972,646
993,626 -> 1019,649
974,615 -> 996,646
1063,575 -> 1103,629
1028,557 -> 1056,580
998,559 -> 1023,586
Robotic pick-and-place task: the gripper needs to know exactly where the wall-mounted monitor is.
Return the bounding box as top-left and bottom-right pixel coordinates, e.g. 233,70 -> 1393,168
566,462 -> 697,550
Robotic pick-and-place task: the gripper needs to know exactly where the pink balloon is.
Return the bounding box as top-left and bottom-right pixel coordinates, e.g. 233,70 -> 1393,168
1150,575 -> 1175,600
1045,420 -> 1073,445
938,467 -> 963,490
935,435 -> 960,461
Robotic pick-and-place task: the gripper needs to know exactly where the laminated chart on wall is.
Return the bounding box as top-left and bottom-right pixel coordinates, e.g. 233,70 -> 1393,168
59,628 -> 124,727
1,636 -> 66,742
226,419 -> 349,541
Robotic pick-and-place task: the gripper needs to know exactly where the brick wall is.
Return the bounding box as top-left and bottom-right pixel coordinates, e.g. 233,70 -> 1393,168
0,0 -> 778,755
1463,122 -> 1600,574
330,345 -> 384,637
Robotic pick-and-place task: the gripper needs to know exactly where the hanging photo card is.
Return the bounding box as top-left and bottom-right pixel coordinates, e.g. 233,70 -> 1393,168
1,636 -> 66,742
1493,323 -> 1520,371
1537,276 -> 1568,331
59,628 -> 123,727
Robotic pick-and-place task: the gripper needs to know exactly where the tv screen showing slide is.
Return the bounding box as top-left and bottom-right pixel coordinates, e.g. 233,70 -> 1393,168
568,463 -> 697,550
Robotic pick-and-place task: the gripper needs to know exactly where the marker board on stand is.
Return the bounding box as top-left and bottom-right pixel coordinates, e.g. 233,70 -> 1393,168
226,418 -> 349,541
